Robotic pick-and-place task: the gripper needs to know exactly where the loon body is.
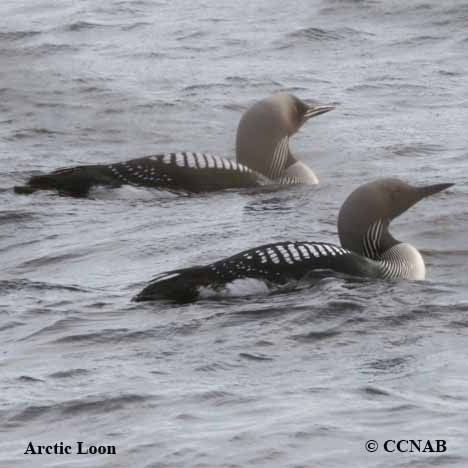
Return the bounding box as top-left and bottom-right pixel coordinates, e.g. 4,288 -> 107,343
134,178 -> 452,302
15,153 -> 267,196
14,93 -> 334,197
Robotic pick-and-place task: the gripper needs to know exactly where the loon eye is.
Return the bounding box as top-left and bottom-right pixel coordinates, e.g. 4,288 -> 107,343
390,186 -> 405,200
294,100 -> 307,121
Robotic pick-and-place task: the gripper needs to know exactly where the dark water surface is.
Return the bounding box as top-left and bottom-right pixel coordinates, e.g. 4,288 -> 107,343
1,1 -> 467,467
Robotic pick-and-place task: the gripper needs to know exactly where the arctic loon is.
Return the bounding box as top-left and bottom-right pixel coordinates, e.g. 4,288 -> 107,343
14,93 -> 334,197
134,178 -> 453,302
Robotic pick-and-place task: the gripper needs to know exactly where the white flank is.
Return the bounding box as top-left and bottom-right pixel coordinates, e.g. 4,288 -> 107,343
198,278 -> 270,298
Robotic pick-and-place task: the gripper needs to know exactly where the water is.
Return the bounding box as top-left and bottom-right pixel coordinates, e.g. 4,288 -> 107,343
1,0 -> 467,466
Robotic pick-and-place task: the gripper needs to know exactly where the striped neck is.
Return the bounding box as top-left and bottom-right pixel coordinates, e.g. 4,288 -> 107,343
362,218 -> 389,260
266,138 -> 318,184
278,160 -> 319,185
361,219 -> 425,280
267,136 -> 290,179
238,131 -> 317,185
377,243 -> 426,280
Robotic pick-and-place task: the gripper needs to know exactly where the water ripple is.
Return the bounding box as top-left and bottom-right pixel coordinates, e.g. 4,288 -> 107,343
7,394 -> 152,427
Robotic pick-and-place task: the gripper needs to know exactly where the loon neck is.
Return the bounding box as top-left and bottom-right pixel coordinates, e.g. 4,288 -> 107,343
375,243 -> 426,280
358,219 -> 425,280
279,160 -> 319,184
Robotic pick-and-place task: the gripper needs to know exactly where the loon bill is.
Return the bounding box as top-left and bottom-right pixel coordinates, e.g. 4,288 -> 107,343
134,178 -> 453,302
14,93 -> 334,197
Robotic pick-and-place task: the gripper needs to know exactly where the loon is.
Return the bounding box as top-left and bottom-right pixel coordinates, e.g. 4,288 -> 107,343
14,93 -> 334,197
134,178 -> 453,302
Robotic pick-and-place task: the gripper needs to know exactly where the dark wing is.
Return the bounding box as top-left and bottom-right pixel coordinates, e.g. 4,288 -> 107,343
14,165 -> 116,197
206,241 -> 380,282
107,152 -> 267,192
134,241 -> 380,302
14,152 -> 267,196
133,267 -> 219,303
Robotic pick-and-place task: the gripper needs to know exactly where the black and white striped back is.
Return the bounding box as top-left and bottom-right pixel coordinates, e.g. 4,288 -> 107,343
105,152 -> 267,192
205,241 -> 368,283
134,240 -> 385,302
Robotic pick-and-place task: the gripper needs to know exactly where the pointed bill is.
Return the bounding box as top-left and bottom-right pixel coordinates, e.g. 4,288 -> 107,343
417,183 -> 454,200
303,104 -> 335,121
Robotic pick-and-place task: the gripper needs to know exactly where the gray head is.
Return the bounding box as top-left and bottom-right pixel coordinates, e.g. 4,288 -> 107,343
235,92 -> 334,180
338,178 -> 453,258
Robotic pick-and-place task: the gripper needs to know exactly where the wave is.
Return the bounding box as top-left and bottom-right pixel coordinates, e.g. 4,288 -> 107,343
6,394 -> 151,427
0,279 -> 87,293
0,30 -> 42,41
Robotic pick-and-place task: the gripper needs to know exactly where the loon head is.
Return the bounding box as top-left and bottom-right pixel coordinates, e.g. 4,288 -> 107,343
235,92 -> 334,183
337,178 -> 453,261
